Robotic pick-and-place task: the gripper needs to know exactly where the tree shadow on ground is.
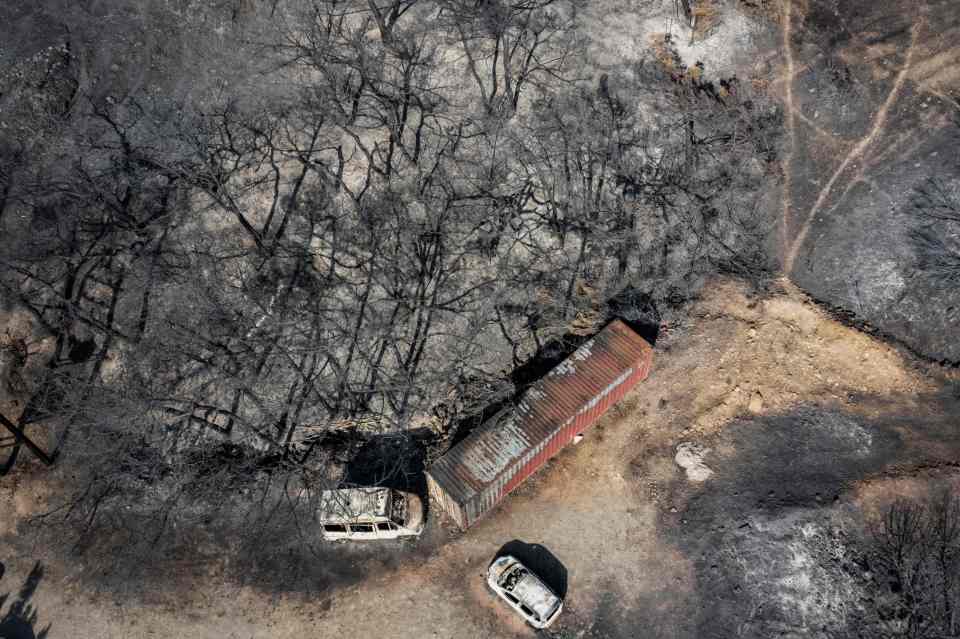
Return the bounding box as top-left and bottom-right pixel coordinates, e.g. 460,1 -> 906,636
606,287 -> 661,346
1,442 -> 21,476
493,540 -> 568,599
0,561 -> 50,639
343,429 -> 430,496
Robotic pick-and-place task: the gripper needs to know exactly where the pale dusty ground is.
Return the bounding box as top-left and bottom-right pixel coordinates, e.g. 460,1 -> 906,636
1,276 -> 947,638
579,0 -> 771,81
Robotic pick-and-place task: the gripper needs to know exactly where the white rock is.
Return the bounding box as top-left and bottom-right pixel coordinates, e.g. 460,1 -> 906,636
748,390 -> 764,414
675,442 -> 714,482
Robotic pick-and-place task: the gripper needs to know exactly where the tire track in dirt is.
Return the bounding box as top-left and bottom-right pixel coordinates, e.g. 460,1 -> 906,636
780,0 -> 797,266
783,18 -> 923,275
793,108 -> 848,145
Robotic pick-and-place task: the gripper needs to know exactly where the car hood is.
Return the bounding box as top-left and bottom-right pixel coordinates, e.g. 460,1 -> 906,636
512,573 -> 561,620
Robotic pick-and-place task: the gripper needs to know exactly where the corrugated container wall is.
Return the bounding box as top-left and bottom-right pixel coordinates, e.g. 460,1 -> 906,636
426,319 -> 654,529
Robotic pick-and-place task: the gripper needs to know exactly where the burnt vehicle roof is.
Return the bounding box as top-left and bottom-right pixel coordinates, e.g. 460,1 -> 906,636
318,487 -> 392,523
510,569 -> 560,620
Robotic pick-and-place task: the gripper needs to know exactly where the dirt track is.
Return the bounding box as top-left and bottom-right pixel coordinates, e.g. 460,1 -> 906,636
3,277 -> 958,638
778,0 -> 960,361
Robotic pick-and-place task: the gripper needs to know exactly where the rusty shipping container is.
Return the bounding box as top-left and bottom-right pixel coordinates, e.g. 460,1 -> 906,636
426,319 -> 654,529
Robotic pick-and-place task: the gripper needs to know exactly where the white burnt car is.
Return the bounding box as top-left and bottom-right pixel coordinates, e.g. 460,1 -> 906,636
318,487 -> 424,541
487,555 -> 563,629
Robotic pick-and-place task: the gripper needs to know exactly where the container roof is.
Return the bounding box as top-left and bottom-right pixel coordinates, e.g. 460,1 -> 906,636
427,319 -> 652,504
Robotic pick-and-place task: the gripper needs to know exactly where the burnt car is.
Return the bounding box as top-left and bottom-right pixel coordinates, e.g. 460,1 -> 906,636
318,487 -> 424,540
486,555 -> 563,628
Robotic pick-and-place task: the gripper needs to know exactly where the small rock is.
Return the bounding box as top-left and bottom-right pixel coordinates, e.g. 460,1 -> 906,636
748,390 -> 764,413
675,442 -> 713,482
